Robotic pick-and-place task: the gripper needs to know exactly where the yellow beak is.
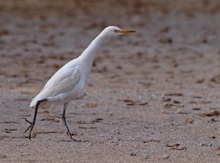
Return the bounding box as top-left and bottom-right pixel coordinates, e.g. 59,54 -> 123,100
115,29 -> 136,34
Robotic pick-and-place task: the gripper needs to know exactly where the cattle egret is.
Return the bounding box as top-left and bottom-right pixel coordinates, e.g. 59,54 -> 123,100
24,26 -> 135,141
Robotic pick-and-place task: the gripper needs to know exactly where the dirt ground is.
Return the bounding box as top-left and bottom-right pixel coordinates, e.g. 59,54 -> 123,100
1,1 -> 220,162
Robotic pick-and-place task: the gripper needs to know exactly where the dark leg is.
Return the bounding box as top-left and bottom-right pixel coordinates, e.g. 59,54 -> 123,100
62,103 -> 81,142
24,99 -> 47,140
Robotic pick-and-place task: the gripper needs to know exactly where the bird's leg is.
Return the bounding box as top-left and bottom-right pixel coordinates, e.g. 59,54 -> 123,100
24,99 -> 47,140
62,103 -> 81,142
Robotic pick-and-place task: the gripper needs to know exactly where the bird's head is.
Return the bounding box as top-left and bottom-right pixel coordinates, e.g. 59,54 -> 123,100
102,26 -> 135,37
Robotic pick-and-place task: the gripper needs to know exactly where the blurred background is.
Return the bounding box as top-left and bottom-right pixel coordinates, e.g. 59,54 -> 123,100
0,0 -> 220,16
0,0 -> 220,88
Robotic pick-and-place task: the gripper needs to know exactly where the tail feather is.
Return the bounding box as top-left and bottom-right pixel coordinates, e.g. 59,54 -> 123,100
30,98 -> 37,108
30,90 -> 48,108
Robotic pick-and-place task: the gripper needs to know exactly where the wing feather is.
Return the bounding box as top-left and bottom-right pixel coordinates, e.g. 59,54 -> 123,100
30,67 -> 81,107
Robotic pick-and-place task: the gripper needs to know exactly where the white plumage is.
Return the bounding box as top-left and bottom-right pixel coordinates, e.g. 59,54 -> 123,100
24,26 -> 135,141
30,61 -> 83,107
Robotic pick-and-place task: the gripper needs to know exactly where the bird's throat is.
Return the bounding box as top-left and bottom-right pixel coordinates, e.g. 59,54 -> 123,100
78,34 -> 106,76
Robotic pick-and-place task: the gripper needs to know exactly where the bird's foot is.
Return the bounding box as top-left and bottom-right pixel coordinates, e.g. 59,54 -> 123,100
68,135 -> 89,142
23,118 -> 32,125
62,138 -> 89,142
72,139 -> 89,143
23,118 -> 34,140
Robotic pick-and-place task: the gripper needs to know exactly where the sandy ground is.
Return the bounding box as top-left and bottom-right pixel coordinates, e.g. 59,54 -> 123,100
1,1 -> 220,162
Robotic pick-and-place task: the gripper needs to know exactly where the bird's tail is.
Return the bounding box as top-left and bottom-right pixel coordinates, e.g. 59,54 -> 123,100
30,98 -> 37,108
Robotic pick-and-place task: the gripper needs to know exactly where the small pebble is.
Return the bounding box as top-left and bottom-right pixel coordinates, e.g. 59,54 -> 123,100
32,132 -> 37,138
200,141 -> 212,147
170,128 -> 175,132
130,153 -> 137,157
131,137 -> 136,141
162,155 -> 169,159
0,154 -> 7,158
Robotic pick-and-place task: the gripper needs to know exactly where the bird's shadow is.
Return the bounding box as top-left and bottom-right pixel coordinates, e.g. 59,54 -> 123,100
59,139 -> 90,143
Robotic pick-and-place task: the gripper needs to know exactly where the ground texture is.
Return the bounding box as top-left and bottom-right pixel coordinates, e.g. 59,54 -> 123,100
0,1 -> 220,162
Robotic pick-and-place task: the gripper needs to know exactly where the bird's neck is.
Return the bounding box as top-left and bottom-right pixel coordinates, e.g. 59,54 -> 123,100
78,33 -> 106,75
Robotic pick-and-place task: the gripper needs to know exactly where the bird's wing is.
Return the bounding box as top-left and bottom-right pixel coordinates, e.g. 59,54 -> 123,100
45,67 -> 81,93
30,67 -> 81,107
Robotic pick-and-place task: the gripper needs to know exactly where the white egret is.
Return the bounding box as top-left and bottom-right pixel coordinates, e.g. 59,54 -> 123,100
24,26 -> 135,141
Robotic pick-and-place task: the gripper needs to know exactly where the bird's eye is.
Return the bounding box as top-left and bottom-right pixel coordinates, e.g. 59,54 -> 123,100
114,30 -> 120,33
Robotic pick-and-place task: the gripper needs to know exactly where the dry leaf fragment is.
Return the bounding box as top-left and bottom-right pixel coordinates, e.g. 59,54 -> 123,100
173,100 -> 181,104
76,121 -> 87,124
216,147 -> 220,150
1,121 -> 18,124
192,108 -> 201,111
209,135 -> 216,139
210,74 -> 220,84
176,109 -> 188,114
122,99 -> 136,106
4,128 -> 17,133
158,27 -> 170,33
71,131 -> 78,136
199,100 -> 211,104
78,126 -> 97,129
208,118 -> 217,123
130,153 -> 137,157
159,37 -> 173,44
0,154 -> 7,158
196,79 -> 205,83
185,119 -> 194,124
164,93 -> 183,96
166,143 -> 180,147
32,132 -> 37,138
161,97 -> 171,102
91,118 -> 103,124
192,95 -> 202,99
38,110 -> 49,114
0,29 -> 9,36
138,102 -> 148,106
40,118 -> 59,123
36,131 -> 63,134
199,110 -> 220,117
121,99 -> 148,106
84,103 -> 97,108
171,147 -> 187,150
164,103 -> 174,109
166,143 -> 187,150
143,139 -> 160,143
